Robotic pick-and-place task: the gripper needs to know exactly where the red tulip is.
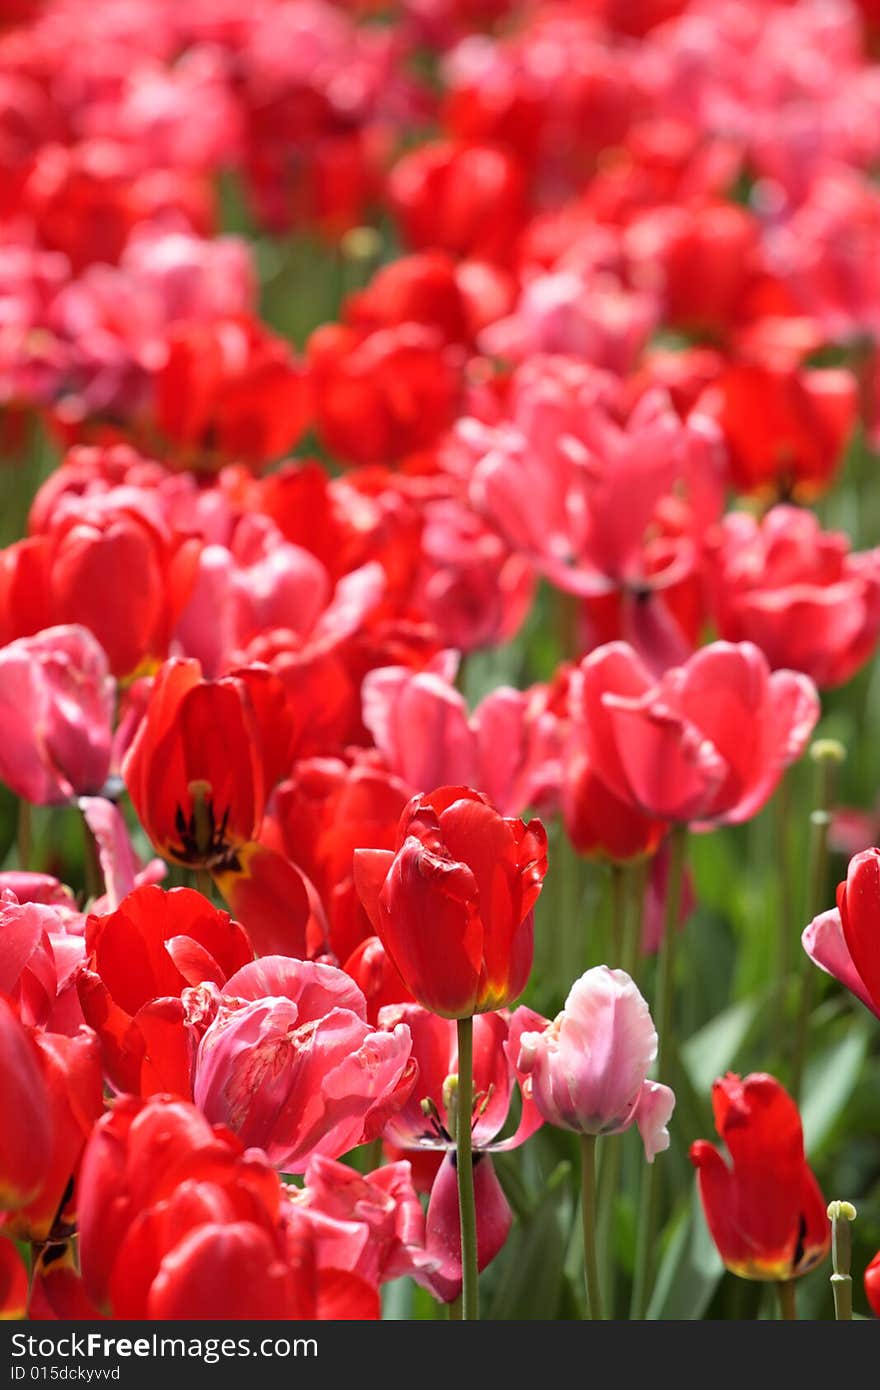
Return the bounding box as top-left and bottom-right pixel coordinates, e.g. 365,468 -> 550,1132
388,141 -> 527,264
0,505 -> 199,679
707,506 -> 880,690
77,883 -> 252,1094
378,1003 -> 544,1155
4,1027 -> 104,1243
690,1073 -> 830,1282
354,786 -> 548,1018
0,999 -> 51,1214
268,753 -> 413,964
307,321 -> 461,467
153,315 -> 311,472
0,1239 -> 28,1320
122,658 -> 324,954
803,848 -> 880,1021
696,362 -> 857,499
77,1095 -> 379,1319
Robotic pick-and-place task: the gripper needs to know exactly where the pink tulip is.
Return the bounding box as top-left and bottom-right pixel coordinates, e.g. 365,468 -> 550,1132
296,1155 -> 435,1287
572,640 -> 818,825
0,626 -> 114,805
193,956 -> 415,1173
706,507 -> 880,689
378,1003 -> 545,1154
362,658 -> 557,816
515,966 -> 675,1161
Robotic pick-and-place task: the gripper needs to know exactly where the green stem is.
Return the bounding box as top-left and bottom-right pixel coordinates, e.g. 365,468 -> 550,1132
456,1016 -> 479,1321
791,742 -> 845,1102
630,824 -> 688,1320
81,811 -> 103,903
828,1200 -> 856,1321
774,773 -> 796,1059
609,864 -> 626,963
776,1280 -> 797,1320
17,799 -> 32,871
621,859 -> 649,982
196,868 -> 213,900
595,1131 -> 621,1317
580,1134 -> 604,1320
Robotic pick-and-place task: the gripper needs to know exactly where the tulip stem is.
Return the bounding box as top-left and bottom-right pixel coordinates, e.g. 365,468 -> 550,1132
17,799 -> 32,870
828,1200 -> 856,1321
630,824 -> 687,1319
609,864 -> 626,962
791,741 -> 845,1102
773,772 -> 798,1061
776,1280 -> 796,1320
580,1134 -> 604,1320
80,811 -> 103,903
196,868 -> 213,900
621,860 -> 649,982
456,1015 -> 479,1321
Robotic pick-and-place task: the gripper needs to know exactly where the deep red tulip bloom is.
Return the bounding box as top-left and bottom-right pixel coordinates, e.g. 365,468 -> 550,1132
307,322 -> 461,468
561,748 -> 668,863
78,1095 -> 378,1320
354,786 -> 548,1018
803,848 -> 880,1021
697,363 -> 857,499
0,1238 -> 28,1319
77,884 -> 252,1095
0,999 -> 51,1215
4,1026 -> 104,1243
866,1251 -> 880,1317
268,753 -> 413,964
153,315 -> 311,472
388,141 -> 527,264
123,658 -> 291,870
690,1073 -> 830,1282
707,507 -> 880,689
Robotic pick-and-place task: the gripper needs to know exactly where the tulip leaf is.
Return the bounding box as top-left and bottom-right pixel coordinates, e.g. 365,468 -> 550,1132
646,1189 -> 724,1321
801,1018 -> 872,1155
486,1163 -> 573,1320
681,997 -> 762,1095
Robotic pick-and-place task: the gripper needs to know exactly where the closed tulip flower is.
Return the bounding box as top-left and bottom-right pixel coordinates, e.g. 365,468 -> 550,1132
690,1073 -> 830,1283
802,847 -> 880,1020
515,966 -> 675,1160
354,786 -> 548,1020
0,625 -> 114,805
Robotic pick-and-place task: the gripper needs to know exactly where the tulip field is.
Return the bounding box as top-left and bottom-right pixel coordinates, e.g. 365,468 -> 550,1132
4,0 -> 880,1330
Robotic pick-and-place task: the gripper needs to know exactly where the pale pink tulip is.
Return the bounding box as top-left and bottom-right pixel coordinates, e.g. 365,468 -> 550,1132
516,965 -> 675,1161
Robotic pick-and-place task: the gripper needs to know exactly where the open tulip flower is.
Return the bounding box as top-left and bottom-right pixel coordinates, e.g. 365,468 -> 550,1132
691,1074 -> 830,1284
6,0 -> 880,1329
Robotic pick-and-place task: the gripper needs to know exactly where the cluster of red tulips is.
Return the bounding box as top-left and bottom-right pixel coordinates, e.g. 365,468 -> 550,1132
2,0 -> 880,1324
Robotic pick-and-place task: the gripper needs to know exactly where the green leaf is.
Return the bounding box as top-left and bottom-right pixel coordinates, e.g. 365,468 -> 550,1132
801,1018 -> 872,1155
646,1189 -> 724,1321
681,997 -> 762,1095
486,1166 -> 573,1320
